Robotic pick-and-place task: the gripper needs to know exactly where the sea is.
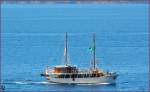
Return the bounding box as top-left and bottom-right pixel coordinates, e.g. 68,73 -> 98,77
1,3 -> 149,91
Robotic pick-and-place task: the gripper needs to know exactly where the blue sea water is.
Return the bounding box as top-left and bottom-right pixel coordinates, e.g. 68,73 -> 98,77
1,3 -> 149,91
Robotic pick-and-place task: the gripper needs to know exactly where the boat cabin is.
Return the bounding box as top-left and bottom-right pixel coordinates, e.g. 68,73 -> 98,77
54,65 -> 78,73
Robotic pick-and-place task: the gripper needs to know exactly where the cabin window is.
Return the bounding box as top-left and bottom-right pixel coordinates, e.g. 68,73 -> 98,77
100,73 -> 103,76
86,74 -> 90,77
71,74 -> 73,78
83,74 -> 86,78
81,74 -> 84,78
92,74 -> 96,77
77,74 -> 80,78
59,75 -> 62,78
90,74 -> 92,77
97,74 -> 100,77
78,74 -> 82,78
84,74 -> 86,77
71,74 -> 76,78
59,75 -> 65,78
65,74 -> 70,78
80,74 -> 85,78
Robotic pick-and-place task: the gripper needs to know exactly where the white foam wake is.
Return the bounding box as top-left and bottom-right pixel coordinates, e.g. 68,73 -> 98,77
4,80 -> 58,85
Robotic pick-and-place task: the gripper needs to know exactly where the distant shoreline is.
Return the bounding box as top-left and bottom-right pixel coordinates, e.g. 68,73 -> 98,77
2,0 -> 148,4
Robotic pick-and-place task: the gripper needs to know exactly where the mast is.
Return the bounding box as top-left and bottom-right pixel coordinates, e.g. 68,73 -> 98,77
65,32 -> 68,66
93,33 -> 96,70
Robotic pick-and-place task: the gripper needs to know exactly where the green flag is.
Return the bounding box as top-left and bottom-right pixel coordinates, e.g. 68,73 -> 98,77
89,47 -> 95,51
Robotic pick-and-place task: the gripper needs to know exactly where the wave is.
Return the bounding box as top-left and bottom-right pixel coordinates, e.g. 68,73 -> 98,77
3,80 -> 58,85
3,80 -> 115,86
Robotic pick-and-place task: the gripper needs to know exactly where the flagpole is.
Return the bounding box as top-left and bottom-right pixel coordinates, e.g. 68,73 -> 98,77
65,32 -> 68,66
93,33 -> 96,70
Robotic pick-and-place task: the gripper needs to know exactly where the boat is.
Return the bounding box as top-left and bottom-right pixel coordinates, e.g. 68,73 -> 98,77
41,32 -> 118,84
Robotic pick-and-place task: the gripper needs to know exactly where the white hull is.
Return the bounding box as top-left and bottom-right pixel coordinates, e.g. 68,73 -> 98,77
46,76 -> 116,84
